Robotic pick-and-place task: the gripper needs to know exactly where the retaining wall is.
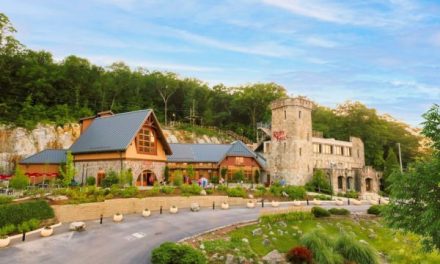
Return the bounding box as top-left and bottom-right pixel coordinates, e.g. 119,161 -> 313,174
52,196 -> 249,222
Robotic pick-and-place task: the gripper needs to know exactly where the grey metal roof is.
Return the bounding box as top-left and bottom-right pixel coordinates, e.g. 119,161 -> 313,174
226,141 -> 255,157
70,110 -> 151,154
20,149 -> 67,164
167,144 -> 231,162
167,141 -> 266,169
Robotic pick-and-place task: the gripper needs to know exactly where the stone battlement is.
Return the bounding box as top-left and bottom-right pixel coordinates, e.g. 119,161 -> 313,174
271,96 -> 314,110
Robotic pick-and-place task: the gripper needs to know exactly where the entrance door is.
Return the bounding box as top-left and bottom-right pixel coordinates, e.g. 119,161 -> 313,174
365,178 -> 372,192
136,170 -> 156,186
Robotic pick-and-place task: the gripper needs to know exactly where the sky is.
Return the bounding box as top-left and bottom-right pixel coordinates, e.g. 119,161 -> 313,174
2,0 -> 440,127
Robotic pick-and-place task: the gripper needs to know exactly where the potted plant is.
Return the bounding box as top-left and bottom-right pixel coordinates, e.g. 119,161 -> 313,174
221,202 -> 229,210
0,224 -> 14,248
113,212 -> 124,222
247,200 -> 255,208
170,205 -> 178,214
271,200 -> 280,207
40,226 -> 54,237
142,208 -> 151,217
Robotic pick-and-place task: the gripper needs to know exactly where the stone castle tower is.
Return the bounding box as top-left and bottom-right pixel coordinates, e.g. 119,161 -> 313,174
268,97 -> 314,185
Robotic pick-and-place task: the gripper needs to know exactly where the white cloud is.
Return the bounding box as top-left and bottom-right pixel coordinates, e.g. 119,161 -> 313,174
303,36 -> 338,48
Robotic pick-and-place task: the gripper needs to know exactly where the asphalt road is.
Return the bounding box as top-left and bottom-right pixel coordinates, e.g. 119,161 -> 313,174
0,203 -> 370,264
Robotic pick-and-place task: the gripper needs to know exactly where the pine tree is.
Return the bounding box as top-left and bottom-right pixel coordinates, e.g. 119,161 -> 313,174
384,148 -> 399,183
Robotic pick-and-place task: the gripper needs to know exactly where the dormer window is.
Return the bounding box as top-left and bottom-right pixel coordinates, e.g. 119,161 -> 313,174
137,125 -> 156,154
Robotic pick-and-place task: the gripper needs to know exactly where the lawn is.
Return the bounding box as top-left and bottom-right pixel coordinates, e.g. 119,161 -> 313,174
194,214 -> 440,264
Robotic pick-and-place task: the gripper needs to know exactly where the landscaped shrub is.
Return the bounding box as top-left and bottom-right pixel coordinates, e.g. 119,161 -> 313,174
300,230 -> 343,264
121,186 -> 139,198
314,194 -> 332,200
328,208 -> 350,216
101,170 -> 119,187
344,190 -> 359,199
286,246 -> 313,264
226,186 -> 247,197
232,170 -> 245,183
311,207 -> 331,218
305,169 -> 332,194
260,212 -> 314,223
86,176 -> 96,186
284,186 -> 306,200
335,234 -> 379,264
180,184 -> 202,195
0,224 -> 15,237
210,176 -> 219,185
367,205 -> 384,215
217,184 -> 228,192
269,182 -> 283,196
0,196 -> 13,204
151,242 -> 207,264
10,166 -> 29,190
0,200 -> 54,227
173,170 -> 183,187
160,186 -> 174,194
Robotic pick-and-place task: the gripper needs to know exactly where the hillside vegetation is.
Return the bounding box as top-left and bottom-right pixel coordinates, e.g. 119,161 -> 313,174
0,13 -> 424,169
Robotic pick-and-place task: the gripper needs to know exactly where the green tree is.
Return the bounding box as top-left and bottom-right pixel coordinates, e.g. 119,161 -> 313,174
306,169 -> 332,194
10,166 -> 28,190
163,166 -> 170,184
383,148 -> 400,190
119,169 -> 133,186
59,151 -> 76,187
187,165 -> 195,180
384,104 -> 440,251
233,170 -> 244,183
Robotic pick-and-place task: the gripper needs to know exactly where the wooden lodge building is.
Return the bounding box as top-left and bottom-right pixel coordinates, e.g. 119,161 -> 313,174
19,109 -> 266,186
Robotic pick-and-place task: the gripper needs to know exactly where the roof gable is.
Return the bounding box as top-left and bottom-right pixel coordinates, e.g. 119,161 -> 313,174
20,149 -> 67,164
70,109 -> 172,155
226,141 -> 256,157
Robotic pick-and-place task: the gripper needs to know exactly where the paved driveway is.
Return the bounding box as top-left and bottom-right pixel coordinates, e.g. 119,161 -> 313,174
0,204 -> 370,264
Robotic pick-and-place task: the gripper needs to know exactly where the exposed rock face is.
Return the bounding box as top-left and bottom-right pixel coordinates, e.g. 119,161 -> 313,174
0,124 -> 80,173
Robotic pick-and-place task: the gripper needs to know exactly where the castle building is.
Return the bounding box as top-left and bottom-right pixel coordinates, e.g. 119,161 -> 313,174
258,97 -> 381,194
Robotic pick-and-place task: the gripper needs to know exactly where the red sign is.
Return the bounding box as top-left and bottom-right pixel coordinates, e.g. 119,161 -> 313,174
273,131 -> 286,141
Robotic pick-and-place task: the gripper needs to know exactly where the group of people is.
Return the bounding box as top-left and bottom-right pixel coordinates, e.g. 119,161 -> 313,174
182,175 -> 226,188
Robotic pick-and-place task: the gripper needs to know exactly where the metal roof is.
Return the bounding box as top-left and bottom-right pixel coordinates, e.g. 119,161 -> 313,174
167,143 -> 231,162
167,141 -> 266,169
20,149 -> 67,164
70,109 -> 172,155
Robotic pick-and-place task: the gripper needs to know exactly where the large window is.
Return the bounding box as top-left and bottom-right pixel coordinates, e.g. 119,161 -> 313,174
313,143 -> 320,153
235,157 -> 244,165
322,145 -> 332,154
137,125 -> 156,154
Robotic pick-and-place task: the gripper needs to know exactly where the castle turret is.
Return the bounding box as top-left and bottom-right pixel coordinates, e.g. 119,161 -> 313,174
268,97 -> 314,185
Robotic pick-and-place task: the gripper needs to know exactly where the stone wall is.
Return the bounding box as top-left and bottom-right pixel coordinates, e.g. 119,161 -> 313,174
52,196 -> 249,222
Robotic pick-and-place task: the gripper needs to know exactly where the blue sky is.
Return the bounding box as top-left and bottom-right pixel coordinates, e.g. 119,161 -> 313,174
2,0 -> 440,126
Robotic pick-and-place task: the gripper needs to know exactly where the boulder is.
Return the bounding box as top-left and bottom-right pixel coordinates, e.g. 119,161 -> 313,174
191,203 -> 200,212
200,190 -> 207,196
252,228 -> 262,236
262,250 -> 285,264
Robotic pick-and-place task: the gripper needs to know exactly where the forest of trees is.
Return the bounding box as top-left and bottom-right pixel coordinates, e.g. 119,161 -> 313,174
0,13 -> 425,170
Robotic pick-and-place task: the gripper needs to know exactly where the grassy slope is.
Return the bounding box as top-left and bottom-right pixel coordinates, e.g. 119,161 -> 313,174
201,217 -> 440,264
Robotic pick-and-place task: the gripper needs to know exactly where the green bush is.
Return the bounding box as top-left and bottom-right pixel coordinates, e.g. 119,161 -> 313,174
210,176 -> 219,185
121,186 -> 138,198
269,183 -> 283,196
101,170 -> 119,187
284,186 -> 306,200
0,200 -> 54,227
328,208 -> 350,215
180,184 -> 202,195
160,186 -> 174,194
10,166 -> 29,190
173,171 -> 183,187
226,186 -> 247,197
367,205 -> 384,216
260,211 -> 314,223
306,169 -> 332,194
232,170 -> 245,183
344,190 -> 359,199
151,242 -> 207,264
0,196 -> 13,204
300,230 -> 343,264
86,176 -> 96,186
311,207 -> 331,218
0,224 -> 15,237
314,194 -> 332,200
335,234 -> 379,264
217,185 -> 228,192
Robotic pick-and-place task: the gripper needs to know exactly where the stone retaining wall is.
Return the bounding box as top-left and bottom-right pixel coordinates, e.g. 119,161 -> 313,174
52,196 -> 249,222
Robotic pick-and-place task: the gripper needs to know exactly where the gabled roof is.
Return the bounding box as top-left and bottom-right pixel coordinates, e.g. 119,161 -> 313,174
20,149 -> 67,164
167,141 -> 266,169
70,109 -> 172,155
167,144 -> 231,163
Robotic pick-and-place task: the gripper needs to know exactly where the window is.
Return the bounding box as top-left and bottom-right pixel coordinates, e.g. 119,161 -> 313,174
235,157 -> 244,165
357,149 -> 360,158
137,125 -> 156,154
313,144 -> 320,153
299,111 -> 302,119
344,147 -> 352,156
299,148 -> 302,156
334,146 -> 342,155
284,142 -> 287,152
322,145 -> 332,154
245,170 -> 252,181
284,110 -> 287,120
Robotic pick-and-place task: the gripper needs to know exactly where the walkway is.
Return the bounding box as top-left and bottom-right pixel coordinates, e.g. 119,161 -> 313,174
0,204 -> 370,264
